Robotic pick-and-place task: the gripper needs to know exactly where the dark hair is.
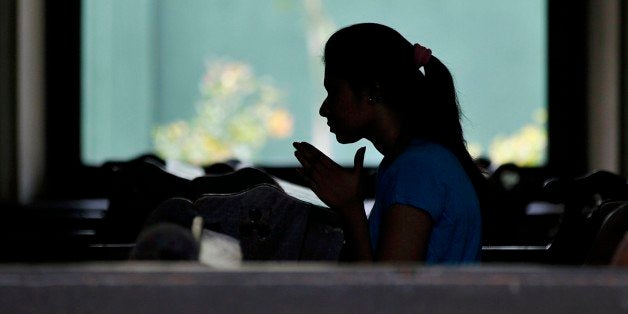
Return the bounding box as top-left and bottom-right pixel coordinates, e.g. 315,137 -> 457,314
324,23 -> 489,209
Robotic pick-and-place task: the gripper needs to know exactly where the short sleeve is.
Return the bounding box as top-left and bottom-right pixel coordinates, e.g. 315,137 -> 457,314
382,153 -> 446,222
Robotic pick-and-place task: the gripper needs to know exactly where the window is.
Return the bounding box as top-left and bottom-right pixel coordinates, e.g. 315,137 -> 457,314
81,0 -> 547,168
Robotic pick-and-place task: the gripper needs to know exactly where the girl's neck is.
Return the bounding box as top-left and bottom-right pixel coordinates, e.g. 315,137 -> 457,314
367,107 -> 407,157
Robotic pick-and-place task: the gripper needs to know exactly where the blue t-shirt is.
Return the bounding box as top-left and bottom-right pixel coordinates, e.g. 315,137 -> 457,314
368,139 -> 482,263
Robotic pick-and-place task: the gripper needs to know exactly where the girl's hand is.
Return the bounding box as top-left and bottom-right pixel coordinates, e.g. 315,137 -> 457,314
293,142 -> 366,212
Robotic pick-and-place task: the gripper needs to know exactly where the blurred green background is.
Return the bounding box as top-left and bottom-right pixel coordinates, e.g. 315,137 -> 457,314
82,0 -> 546,167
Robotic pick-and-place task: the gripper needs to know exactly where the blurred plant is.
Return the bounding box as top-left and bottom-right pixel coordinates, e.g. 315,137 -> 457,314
153,59 -> 294,166
488,109 -> 547,167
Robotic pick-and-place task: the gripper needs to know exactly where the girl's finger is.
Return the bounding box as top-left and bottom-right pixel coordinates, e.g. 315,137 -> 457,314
294,142 -> 320,165
354,146 -> 366,173
294,150 -> 313,169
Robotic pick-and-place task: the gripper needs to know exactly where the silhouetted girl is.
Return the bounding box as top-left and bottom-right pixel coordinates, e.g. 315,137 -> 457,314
294,23 -> 486,263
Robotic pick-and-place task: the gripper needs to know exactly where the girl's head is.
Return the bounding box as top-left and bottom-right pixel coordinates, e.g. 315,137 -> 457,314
322,23 -> 489,211
322,23 -> 463,149
323,23 -> 421,109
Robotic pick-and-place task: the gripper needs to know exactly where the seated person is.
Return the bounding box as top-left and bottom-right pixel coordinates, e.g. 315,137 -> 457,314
293,23 -> 486,263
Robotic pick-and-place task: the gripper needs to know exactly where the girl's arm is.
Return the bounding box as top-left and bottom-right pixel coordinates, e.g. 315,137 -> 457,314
376,204 -> 432,261
334,203 -> 432,262
293,142 -> 431,261
293,142 -> 373,259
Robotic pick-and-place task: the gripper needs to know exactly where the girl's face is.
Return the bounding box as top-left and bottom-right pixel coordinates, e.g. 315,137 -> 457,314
319,73 -> 373,144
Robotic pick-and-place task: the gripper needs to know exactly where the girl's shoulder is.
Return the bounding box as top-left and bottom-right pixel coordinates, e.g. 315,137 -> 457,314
380,139 -> 464,185
395,139 -> 457,166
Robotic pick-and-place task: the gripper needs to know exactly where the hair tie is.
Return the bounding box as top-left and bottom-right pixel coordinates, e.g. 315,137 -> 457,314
413,43 -> 432,68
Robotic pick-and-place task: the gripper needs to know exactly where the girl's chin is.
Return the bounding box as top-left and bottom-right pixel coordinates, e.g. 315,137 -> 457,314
334,133 -> 360,144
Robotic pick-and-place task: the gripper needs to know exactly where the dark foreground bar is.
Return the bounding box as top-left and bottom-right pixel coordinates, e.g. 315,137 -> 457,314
0,262 -> 626,314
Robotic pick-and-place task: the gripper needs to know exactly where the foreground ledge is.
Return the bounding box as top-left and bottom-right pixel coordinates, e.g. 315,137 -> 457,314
0,262 -> 626,313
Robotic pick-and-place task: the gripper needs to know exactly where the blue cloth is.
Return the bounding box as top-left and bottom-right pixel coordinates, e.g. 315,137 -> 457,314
368,139 -> 482,263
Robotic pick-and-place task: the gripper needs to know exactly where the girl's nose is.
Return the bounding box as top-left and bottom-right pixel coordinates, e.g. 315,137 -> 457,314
319,98 -> 329,117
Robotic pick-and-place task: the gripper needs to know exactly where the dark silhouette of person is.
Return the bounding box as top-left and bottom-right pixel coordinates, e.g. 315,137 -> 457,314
293,23 -> 487,263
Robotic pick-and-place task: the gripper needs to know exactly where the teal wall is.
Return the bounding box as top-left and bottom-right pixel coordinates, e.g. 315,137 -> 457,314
82,0 -> 156,162
82,0 -> 546,166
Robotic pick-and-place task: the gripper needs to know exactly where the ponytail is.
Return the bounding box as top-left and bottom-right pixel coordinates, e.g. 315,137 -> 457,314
421,57 -> 490,211
422,56 -> 463,147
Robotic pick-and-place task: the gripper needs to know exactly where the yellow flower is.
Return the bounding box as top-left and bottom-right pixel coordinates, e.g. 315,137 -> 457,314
267,108 -> 294,138
489,124 -> 547,167
199,134 -> 232,163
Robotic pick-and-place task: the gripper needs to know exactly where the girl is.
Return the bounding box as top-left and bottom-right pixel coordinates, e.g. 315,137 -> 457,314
293,23 -> 486,263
